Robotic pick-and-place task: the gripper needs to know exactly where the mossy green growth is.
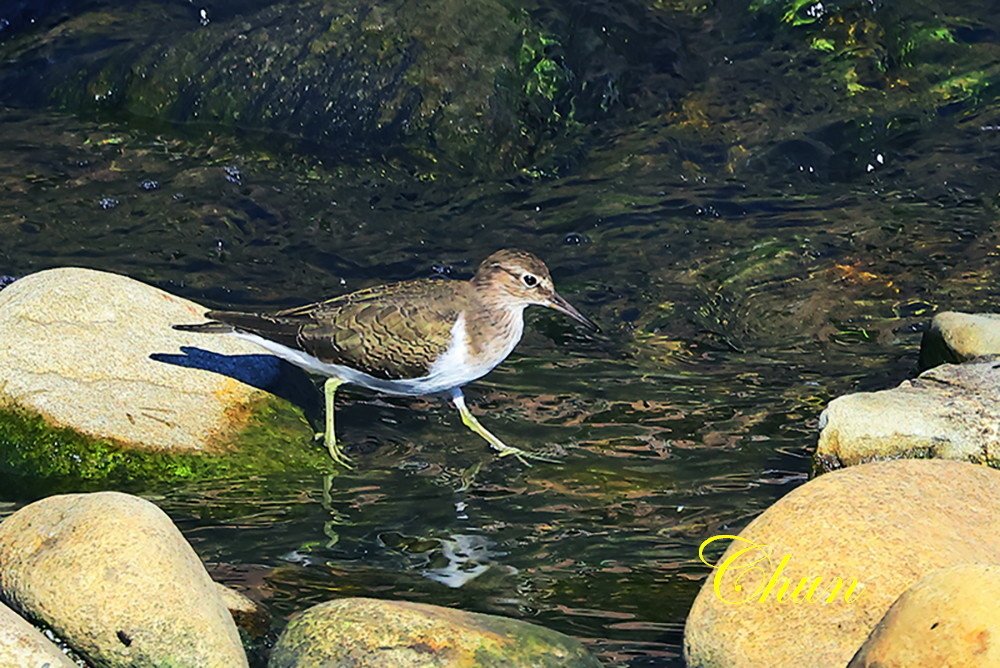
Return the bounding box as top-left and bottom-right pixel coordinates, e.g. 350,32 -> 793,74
519,32 -> 567,102
749,0 -> 824,26
810,37 -> 836,52
0,396 -> 333,483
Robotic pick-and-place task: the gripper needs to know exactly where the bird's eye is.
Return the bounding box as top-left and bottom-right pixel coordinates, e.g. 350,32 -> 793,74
522,274 -> 538,288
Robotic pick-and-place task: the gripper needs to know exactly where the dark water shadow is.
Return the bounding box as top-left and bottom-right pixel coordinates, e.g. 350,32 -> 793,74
150,346 -> 321,424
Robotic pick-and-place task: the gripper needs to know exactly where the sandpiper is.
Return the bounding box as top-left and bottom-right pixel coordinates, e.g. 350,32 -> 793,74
175,249 -> 598,468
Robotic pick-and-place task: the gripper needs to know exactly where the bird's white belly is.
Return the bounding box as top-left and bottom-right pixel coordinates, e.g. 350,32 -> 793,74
232,311 -> 522,397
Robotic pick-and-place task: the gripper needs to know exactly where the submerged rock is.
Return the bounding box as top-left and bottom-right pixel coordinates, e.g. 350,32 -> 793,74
0,491 -> 248,667
0,600 -> 76,668
849,564 -> 1000,668
684,460 -> 1000,668
918,311 -> 1000,370
0,266 -> 326,480
269,597 -> 601,668
217,583 -> 271,640
815,358 -> 1000,471
0,0 -> 584,175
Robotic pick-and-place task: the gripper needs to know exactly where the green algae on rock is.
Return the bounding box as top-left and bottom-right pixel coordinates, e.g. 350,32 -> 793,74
0,267 -> 331,481
0,491 -> 249,667
0,396 -> 330,482
269,597 -> 601,668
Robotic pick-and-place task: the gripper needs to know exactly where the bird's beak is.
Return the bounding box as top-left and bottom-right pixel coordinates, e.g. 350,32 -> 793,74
547,291 -> 600,332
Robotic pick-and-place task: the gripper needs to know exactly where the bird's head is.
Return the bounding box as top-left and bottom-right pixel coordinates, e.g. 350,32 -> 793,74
473,249 -> 599,332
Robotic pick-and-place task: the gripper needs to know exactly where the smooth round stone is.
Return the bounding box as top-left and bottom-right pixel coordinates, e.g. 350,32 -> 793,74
684,460 -> 1000,667
0,491 -> 248,667
849,564 -> 1000,667
0,266 -> 282,452
0,601 -> 76,668
269,597 -> 601,668
919,311 -> 1000,369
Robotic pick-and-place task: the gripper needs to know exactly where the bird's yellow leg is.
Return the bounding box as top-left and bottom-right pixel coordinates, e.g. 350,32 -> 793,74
450,390 -> 559,466
321,378 -> 352,469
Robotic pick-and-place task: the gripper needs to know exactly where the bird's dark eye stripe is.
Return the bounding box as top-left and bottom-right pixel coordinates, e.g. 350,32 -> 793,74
522,274 -> 538,287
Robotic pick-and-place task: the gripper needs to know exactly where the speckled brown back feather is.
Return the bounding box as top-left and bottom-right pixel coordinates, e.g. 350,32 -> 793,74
207,278 -> 469,380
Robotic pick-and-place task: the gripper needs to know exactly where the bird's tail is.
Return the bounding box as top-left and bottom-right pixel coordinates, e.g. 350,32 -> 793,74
172,320 -> 234,334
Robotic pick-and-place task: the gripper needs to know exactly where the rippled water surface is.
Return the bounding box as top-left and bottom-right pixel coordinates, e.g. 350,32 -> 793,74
1,0 -> 998,664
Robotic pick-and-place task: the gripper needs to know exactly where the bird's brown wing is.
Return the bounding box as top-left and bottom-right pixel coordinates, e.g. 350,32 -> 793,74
208,279 -> 466,380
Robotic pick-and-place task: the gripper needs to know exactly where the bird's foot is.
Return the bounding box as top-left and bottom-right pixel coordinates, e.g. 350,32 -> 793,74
451,391 -> 561,467
316,431 -> 353,469
491,442 -> 561,466
455,461 -> 482,492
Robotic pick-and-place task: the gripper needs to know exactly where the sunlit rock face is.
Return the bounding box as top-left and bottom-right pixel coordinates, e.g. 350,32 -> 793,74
0,267 -> 328,481
849,564 -> 1000,668
919,311 -> 1000,370
0,491 -> 249,668
684,460 -> 1000,668
269,597 -> 602,667
0,601 -> 76,668
815,358 -> 1000,471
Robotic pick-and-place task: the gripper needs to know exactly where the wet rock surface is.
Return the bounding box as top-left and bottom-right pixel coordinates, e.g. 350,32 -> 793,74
269,597 -> 601,668
0,266 -> 278,450
0,600 -> 76,668
919,311 -> 1000,370
0,266 -> 325,480
815,358 -> 1000,471
684,460 -> 1000,668
848,563 -> 1000,668
0,491 -> 248,667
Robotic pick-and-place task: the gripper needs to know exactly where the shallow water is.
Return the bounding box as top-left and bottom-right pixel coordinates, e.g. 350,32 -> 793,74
1,0 -> 998,665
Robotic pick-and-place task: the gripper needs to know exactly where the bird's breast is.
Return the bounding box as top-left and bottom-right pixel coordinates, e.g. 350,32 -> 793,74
425,309 -> 524,390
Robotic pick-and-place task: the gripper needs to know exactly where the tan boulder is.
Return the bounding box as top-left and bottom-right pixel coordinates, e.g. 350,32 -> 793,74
815,358 -> 1000,471
919,311 -> 1000,369
0,267 -> 285,452
849,564 -> 1000,667
268,597 -> 601,668
684,460 -> 1000,668
0,601 -> 76,668
0,491 -> 248,667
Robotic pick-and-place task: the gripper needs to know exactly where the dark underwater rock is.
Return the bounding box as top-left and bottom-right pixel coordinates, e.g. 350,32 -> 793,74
0,0 -> 688,175
0,2 -> 547,174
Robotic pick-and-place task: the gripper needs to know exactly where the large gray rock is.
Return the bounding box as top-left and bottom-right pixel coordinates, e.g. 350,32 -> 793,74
684,460 -> 1000,668
919,311 -> 1000,369
0,267 -> 279,452
269,597 -> 601,668
849,564 -> 1000,668
815,358 -> 1000,471
0,491 -> 248,668
0,600 -> 76,668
